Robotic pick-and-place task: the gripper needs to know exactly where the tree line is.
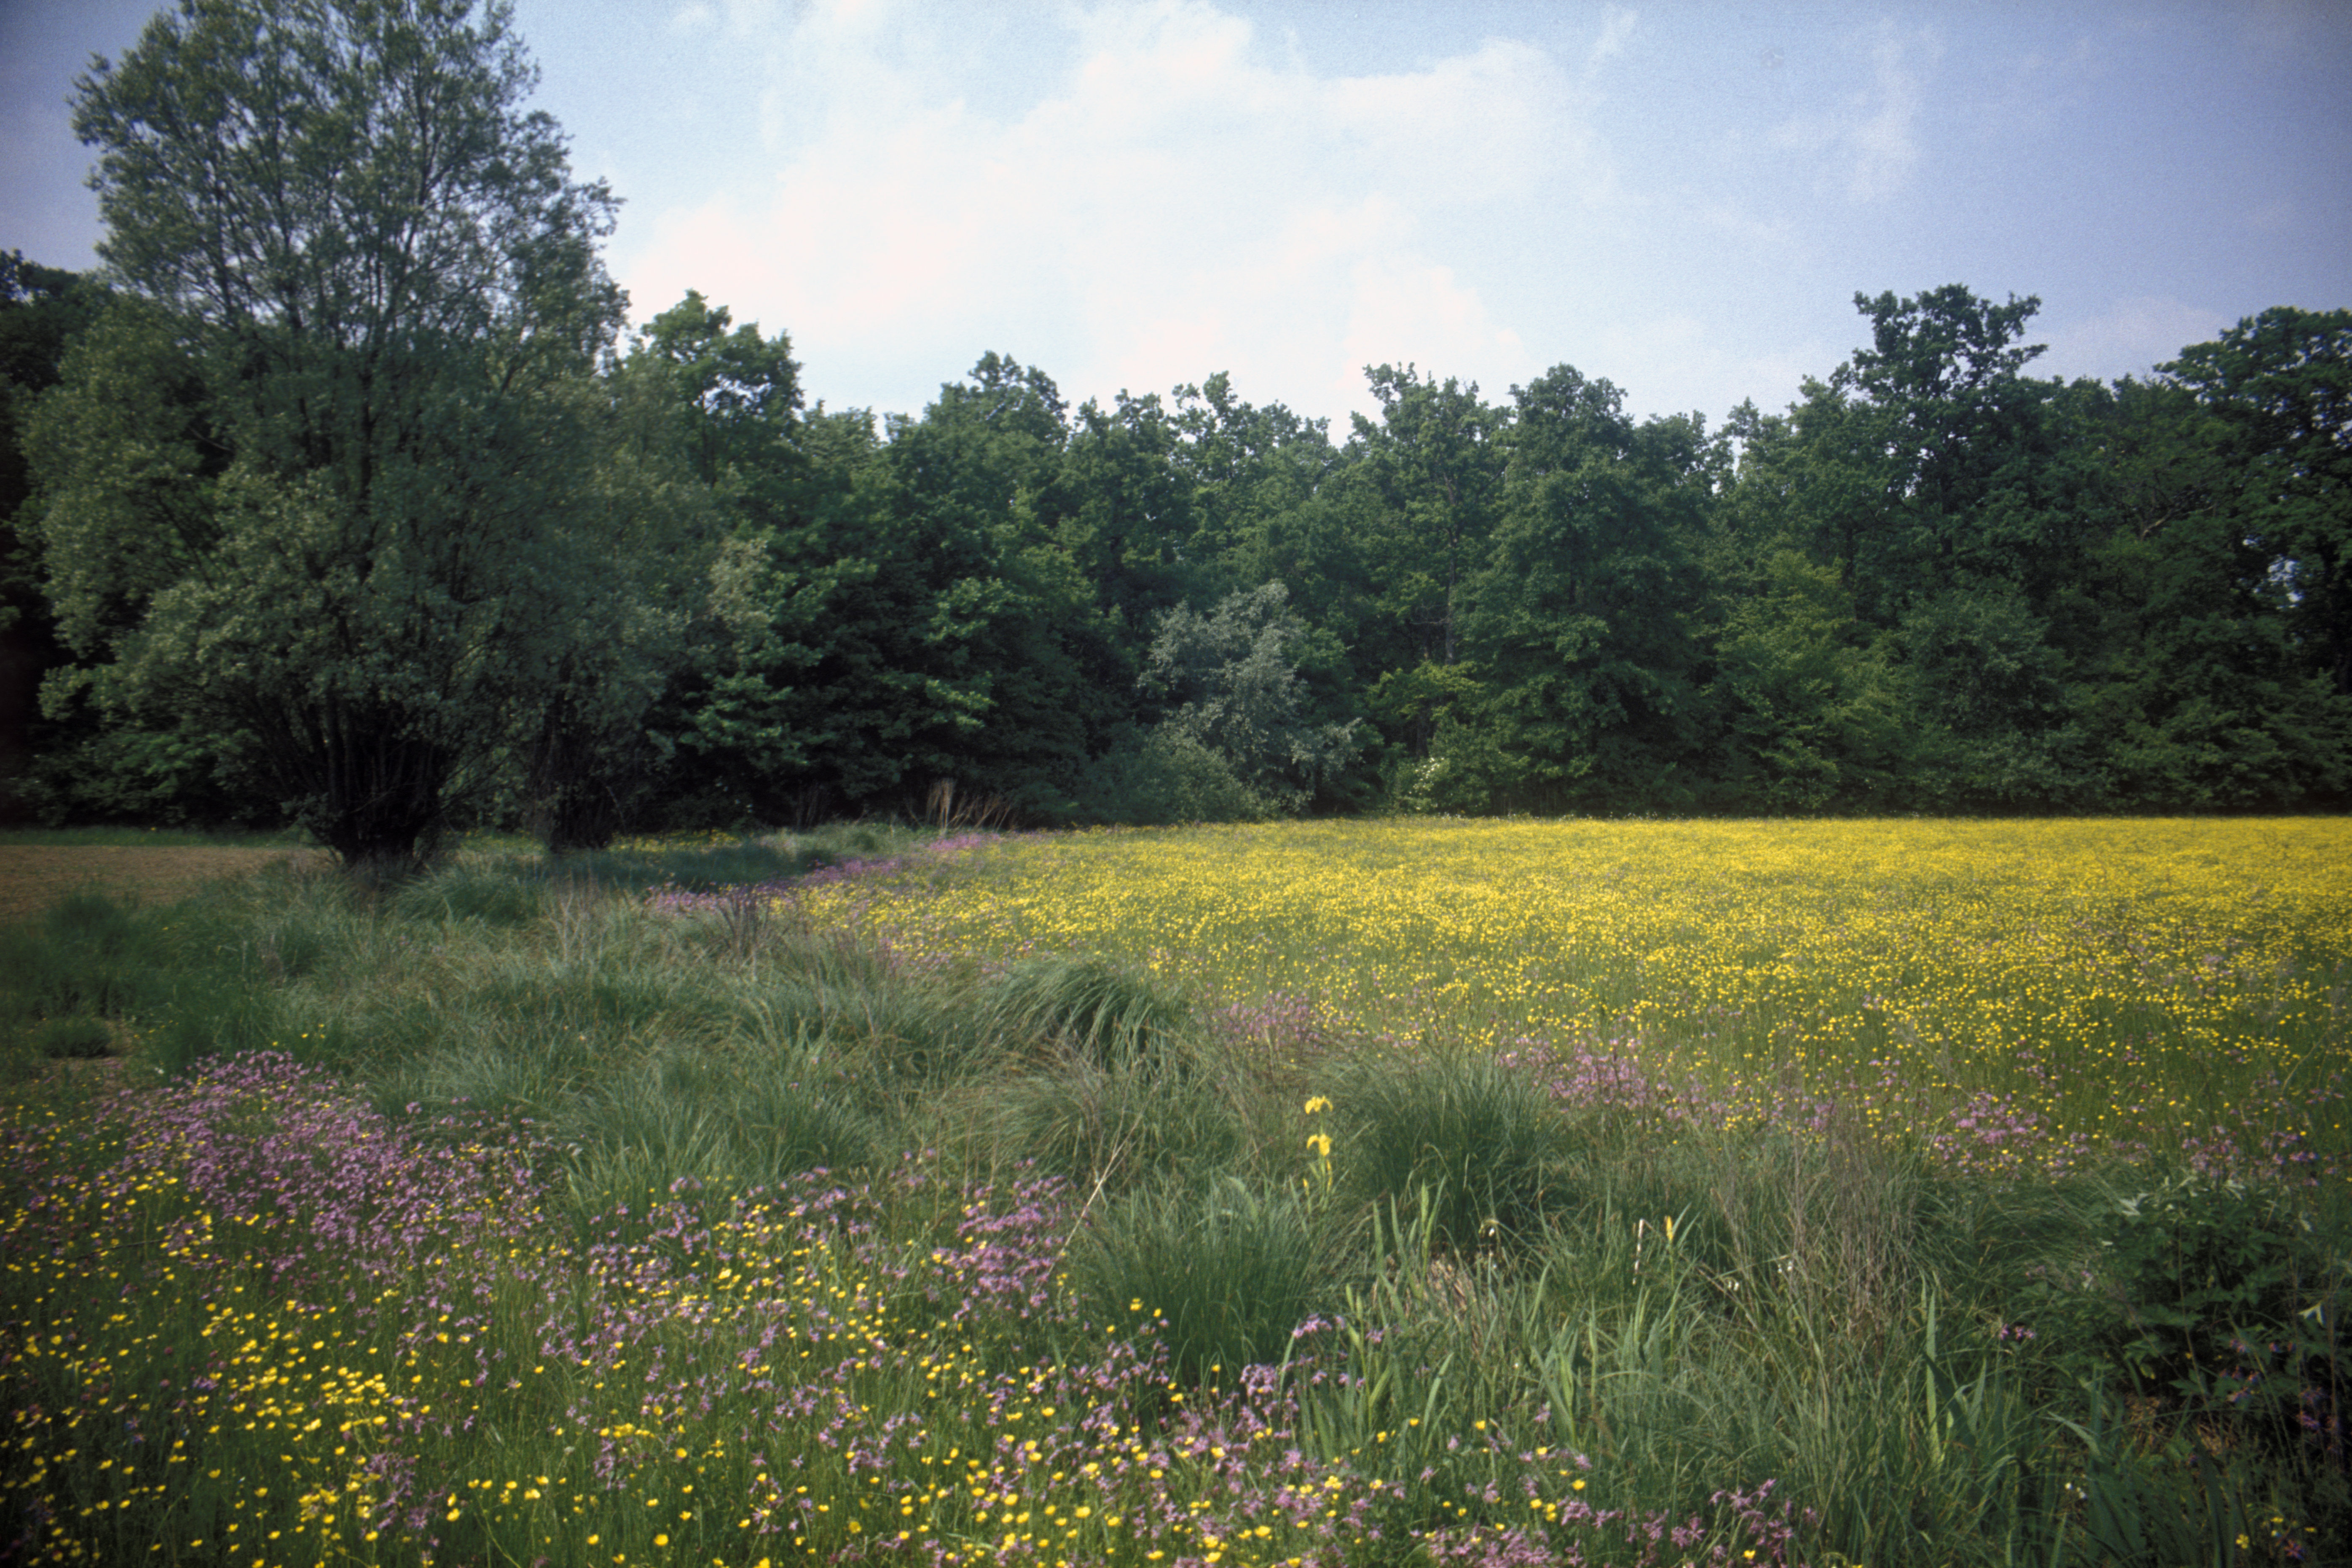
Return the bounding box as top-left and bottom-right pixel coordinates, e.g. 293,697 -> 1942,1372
2,0 -> 2347,865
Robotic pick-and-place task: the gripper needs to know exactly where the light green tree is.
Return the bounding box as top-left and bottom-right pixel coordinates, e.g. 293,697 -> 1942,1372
1141,580 -> 1362,812
32,0 -> 633,866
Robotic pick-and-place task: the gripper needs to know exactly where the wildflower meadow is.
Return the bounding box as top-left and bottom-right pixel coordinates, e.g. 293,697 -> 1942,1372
0,818 -> 2345,1567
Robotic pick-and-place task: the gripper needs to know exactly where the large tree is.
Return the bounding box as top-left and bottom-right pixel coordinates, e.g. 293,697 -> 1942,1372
2164,307 -> 2352,700
0,255 -> 107,822
33,0 -> 628,866
1350,365 -> 1506,671
1441,367 -> 1712,812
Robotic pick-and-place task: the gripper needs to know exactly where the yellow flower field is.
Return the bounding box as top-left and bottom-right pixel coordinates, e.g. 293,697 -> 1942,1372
802,818 -> 2352,1157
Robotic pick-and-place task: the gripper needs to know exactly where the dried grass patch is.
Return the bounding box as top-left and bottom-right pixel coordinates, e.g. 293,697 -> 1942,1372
0,846 -> 308,928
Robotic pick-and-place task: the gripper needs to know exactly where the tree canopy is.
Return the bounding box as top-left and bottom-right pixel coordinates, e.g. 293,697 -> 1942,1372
32,0 -> 639,864
1,8 -> 2342,836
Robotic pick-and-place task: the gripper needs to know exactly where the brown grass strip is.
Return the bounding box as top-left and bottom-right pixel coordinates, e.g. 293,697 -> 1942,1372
0,846 -> 309,928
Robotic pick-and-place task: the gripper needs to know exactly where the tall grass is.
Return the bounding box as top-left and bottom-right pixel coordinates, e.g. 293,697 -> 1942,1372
0,822 -> 2344,1566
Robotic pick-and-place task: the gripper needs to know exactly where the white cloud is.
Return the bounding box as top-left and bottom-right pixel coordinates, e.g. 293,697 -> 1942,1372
2039,295 -> 2228,383
1591,312 -> 1829,424
1338,254 -> 1532,405
1587,6 -> 1638,71
1771,21 -> 1937,202
609,0 -> 1610,421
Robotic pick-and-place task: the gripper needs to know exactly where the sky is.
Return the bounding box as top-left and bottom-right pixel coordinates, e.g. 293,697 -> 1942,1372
3,0 -> 2349,434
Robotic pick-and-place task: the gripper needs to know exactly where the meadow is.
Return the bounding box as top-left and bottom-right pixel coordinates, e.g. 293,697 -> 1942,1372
0,818 -> 2345,1567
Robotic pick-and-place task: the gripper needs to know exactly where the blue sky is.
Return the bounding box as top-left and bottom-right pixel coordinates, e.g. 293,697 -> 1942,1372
4,0 -> 2348,432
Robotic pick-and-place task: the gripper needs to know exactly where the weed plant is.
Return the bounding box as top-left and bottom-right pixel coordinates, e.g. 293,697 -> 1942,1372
0,822 -> 2345,1566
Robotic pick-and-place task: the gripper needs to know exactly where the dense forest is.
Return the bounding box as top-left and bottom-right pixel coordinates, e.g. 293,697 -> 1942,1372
2,1 -> 2347,861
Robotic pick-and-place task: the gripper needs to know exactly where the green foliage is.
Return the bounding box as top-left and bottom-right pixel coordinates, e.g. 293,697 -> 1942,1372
1446,367 -> 1714,814
13,163 -> 2352,826
1715,550 -> 1902,809
1897,582 -> 2095,808
2043,1169 -> 2347,1418
32,1015 -> 110,1059
2165,306 -> 2352,708
0,890 -> 172,1022
33,0 -> 663,867
1350,365 -> 1507,671
1067,723 -> 1285,824
1140,580 -> 1364,810
0,252 -> 108,826
15,707 -> 274,828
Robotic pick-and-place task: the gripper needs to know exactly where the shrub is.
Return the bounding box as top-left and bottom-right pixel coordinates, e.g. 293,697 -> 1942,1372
0,892 -> 174,1021
33,1016 -> 112,1059
2032,1166 -> 2349,1530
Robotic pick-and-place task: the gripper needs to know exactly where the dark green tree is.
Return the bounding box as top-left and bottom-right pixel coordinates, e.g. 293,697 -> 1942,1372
34,0 -> 630,866
520,306 -> 732,851
1167,372 -> 1338,587
1716,287 -> 2103,809
1711,548 -> 1901,810
1430,367 -> 1711,812
2164,307 -> 2352,699
1349,365 -> 1507,671
1057,389 -> 1200,637
1826,284 -> 2084,620
2071,372 -> 2352,807
589,291 -> 820,831
0,255 -> 109,822
670,351 -> 1108,822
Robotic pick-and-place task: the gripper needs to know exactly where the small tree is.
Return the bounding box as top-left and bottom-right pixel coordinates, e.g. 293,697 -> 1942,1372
1140,580 -> 1361,811
34,0 -> 630,867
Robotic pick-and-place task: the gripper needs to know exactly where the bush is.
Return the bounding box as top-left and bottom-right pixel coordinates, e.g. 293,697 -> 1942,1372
33,1016 -> 112,1059
1065,726 -> 1285,825
0,892 -> 174,1030
2028,1166 -> 2349,1538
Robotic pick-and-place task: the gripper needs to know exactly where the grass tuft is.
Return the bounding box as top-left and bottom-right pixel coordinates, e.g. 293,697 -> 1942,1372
1331,1046 -> 1569,1254
981,954 -> 1199,1072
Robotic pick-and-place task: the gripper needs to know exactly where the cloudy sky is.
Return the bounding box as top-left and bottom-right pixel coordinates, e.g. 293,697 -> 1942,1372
4,0 -> 2349,432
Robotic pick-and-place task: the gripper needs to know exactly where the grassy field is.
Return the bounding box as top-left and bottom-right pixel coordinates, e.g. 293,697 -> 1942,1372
0,833 -> 311,928
786,819 -> 2351,1173
0,820 -> 2345,1567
